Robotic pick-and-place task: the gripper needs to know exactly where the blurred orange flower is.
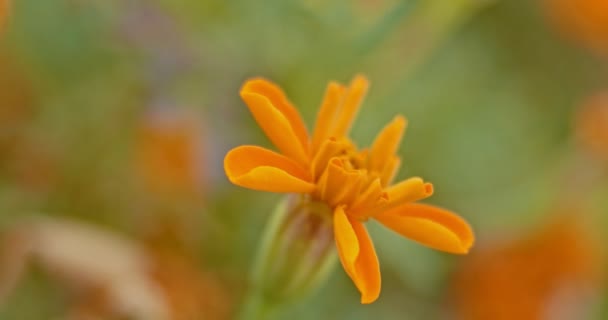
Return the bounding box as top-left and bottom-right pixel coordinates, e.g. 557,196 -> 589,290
0,52 -> 36,154
224,75 -> 474,303
575,91 -> 608,162
0,53 -> 54,194
544,0 -> 608,55
0,0 -> 8,31
451,215 -> 603,320
135,109 -> 206,198
148,250 -> 232,320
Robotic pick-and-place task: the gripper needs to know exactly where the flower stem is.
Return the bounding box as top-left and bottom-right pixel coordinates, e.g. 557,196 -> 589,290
238,195 -> 337,319
238,290 -> 276,320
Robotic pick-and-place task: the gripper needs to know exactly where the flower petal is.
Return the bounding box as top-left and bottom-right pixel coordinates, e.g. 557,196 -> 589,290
331,75 -> 370,138
350,179 -> 388,219
312,82 -> 346,153
334,206 -> 381,304
351,219 -> 381,304
310,138 -> 347,181
334,205 -> 359,271
374,203 -> 474,254
379,156 -> 401,187
241,79 -> 310,165
318,158 -> 364,207
224,145 -> 315,193
384,177 -> 433,209
369,115 -> 407,174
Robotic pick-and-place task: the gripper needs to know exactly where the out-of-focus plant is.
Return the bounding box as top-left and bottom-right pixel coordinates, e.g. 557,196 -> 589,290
450,213 -> 604,320
543,0 -> 608,56
0,217 -> 233,320
0,0 -> 8,31
575,91 -> 608,163
134,108 -> 206,199
131,107 -> 207,247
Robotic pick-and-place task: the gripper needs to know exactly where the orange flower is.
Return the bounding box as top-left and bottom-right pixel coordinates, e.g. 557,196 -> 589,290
0,0 -> 8,31
224,75 -> 474,303
575,91 -> 608,162
451,214 -> 602,320
135,109 -> 206,198
543,0 -> 608,56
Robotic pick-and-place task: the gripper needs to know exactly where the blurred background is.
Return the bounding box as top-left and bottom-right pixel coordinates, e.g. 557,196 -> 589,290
1,0 -> 607,319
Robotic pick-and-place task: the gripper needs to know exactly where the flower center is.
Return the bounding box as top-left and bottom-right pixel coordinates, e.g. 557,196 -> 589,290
310,139 -> 388,220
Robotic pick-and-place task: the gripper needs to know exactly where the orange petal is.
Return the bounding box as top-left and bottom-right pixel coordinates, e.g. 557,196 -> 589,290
384,177 -> 433,209
379,156 -> 401,187
334,205 -> 359,271
374,203 -> 474,254
334,207 -> 381,304
331,75 -> 369,138
241,79 -> 310,165
311,82 -> 346,153
350,179 -> 388,219
318,157 -> 367,207
368,115 -> 407,174
224,145 -> 315,193
339,172 -> 367,208
310,138 -> 347,181
351,219 -> 381,304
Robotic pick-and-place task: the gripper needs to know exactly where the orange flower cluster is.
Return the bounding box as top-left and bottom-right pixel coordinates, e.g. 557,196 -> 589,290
451,216 -> 602,320
224,75 -> 474,303
544,0 -> 608,55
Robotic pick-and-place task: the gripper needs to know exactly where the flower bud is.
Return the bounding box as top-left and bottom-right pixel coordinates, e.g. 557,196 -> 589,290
251,194 -> 337,304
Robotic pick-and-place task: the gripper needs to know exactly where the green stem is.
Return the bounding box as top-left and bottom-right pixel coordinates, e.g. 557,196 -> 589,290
354,0 -> 417,57
238,290 -> 276,320
239,195 -> 337,319
238,199 -> 288,320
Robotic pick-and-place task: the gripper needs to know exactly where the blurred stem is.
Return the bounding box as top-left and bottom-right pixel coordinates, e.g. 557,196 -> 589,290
238,195 -> 337,319
354,0 -> 417,57
356,0 -> 496,96
238,290 -> 276,320
595,278 -> 608,320
237,199 -> 287,320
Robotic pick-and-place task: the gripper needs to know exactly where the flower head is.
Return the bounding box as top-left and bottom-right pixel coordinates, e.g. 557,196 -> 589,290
224,75 -> 474,303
